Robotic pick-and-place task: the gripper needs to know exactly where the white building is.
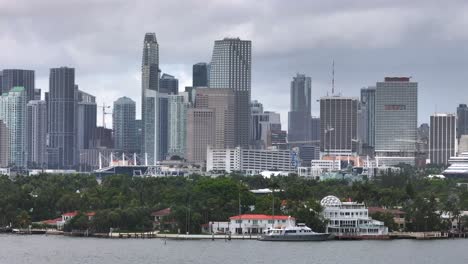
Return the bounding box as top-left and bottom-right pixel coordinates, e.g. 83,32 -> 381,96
167,95 -> 188,158
320,195 -> 388,238
207,147 -> 295,173
203,214 -> 295,235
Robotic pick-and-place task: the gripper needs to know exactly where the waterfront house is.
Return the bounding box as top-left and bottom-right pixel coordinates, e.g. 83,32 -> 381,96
321,195 -> 388,238
368,207 -> 406,230
57,211 -> 95,230
151,208 -> 177,231
203,214 -> 295,235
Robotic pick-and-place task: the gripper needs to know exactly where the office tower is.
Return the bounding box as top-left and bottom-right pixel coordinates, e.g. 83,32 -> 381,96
34,88 -> 41,100
186,108 -> 215,163
160,73 -> 179,94
357,102 -> 368,150
251,110 -> 282,149
168,95 -> 188,158
270,130 -> 288,150
288,74 -> 312,143
0,120 -> 8,167
375,77 -> 418,166
141,33 -> 160,164
48,67 -> 76,168
320,96 -> 359,156
113,97 -> 136,153
360,87 -> 376,147
76,90 -> 96,150
193,62 -> 209,87
1,69 -> 35,102
158,95 -> 169,160
27,100 -> 47,168
196,88 -> 236,149
135,119 -> 143,154
209,37 -> 251,148
0,87 -> 27,168
0,71 -> 2,93
457,104 -> 468,139
94,127 -> 113,148
310,117 -> 320,142
429,113 -> 457,165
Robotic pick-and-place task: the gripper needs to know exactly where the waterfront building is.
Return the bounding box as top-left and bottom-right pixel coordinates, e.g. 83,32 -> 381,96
375,77 -> 418,166
320,195 -> 388,238
159,73 -> 178,94
76,89 -> 96,150
186,108 -> 216,163
209,37 -> 251,148
206,146 -> 296,173
193,62 -> 209,87
113,97 -> 137,153
320,96 -> 359,156
48,67 -> 77,169
27,100 -> 47,167
457,104 -> 468,139
204,214 -> 295,235
167,95 -> 188,158
0,87 -> 28,168
429,113 -> 457,165
1,69 -> 35,102
288,74 -> 312,143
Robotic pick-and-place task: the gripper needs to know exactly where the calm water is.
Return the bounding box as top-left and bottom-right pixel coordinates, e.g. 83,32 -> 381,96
0,234 -> 467,264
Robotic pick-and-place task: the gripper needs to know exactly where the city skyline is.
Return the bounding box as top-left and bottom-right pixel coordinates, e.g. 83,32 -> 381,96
2,1 -> 468,129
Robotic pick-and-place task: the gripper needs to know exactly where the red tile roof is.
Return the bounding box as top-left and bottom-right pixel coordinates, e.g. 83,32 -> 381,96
62,211 -> 95,217
229,214 -> 294,220
151,208 -> 172,217
42,217 -> 62,225
368,207 -> 405,215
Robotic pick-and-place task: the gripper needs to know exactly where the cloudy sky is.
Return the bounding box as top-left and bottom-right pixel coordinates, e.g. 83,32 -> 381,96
1,0 -> 468,128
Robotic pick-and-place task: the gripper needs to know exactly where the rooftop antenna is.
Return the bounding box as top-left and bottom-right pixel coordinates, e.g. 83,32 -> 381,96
332,60 -> 335,95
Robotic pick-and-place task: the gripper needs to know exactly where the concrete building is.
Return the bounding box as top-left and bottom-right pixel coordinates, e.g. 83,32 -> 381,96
375,77 -> 418,166
76,90 -> 96,150
251,111 -> 282,149
457,104 -> 468,139
288,74 -> 312,143
192,63 -> 209,87
1,69 -> 35,102
0,87 -> 28,168
310,117 -> 320,142
0,120 -> 9,167
113,97 -> 137,153
270,130 -> 288,150
429,113 -> 457,165
27,100 -> 47,168
209,38 -> 251,148
186,108 -> 216,163
159,73 -> 178,94
360,87 -> 376,147
320,96 -> 359,156
167,95 -> 188,158
47,67 -> 77,169
206,146 -> 296,173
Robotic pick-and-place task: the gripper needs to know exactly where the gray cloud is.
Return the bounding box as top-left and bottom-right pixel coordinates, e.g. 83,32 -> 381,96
1,0 -> 468,128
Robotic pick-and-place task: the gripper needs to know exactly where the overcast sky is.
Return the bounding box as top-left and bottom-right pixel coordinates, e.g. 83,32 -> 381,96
1,0 -> 468,128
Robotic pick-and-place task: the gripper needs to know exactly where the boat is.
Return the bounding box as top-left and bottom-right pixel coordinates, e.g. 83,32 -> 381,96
259,223 -> 331,241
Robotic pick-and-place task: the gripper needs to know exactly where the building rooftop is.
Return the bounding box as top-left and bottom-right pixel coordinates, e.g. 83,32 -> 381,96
229,214 -> 293,221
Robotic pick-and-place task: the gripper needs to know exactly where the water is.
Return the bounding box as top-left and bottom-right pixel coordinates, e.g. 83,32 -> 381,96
0,234 -> 467,264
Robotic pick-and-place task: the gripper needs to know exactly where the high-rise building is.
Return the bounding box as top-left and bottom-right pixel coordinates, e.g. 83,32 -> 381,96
47,67 -> 77,168
160,73 -> 179,94
251,110 -> 282,149
1,69 -> 35,102
167,95 -> 188,158
158,95 -> 169,160
76,90 -> 96,150
34,88 -> 41,100
141,32 -> 160,164
375,77 -> 418,166
360,87 -> 376,147
270,130 -> 288,150
195,88 -> 236,149
310,117 -> 320,142
0,87 -> 28,168
457,104 -> 468,139
135,119 -> 143,154
94,126 -> 113,149
320,96 -> 358,156
250,100 -> 263,114
0,71 -> 2,93
186,108 -> 215,163
0,120 -> 8,167
288,74 -> 312,143
193,63 -> 209,87
113,97 -> 136,153
27,100 -> 47,168
429,113 -> 457,165
209,38 -> 251,148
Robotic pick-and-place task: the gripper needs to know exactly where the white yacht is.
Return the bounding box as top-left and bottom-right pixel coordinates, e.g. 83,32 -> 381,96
259,223 -> 330,241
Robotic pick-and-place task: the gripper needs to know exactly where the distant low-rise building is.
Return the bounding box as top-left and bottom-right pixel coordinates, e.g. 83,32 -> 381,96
204,214 -> 295,235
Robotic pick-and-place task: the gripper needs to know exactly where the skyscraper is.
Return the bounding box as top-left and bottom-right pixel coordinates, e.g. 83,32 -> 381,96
160,73 -> 179,94
141,33 -> 160,164
167,95 -> 188,158
1,69 -> 35,102
310,117 -> 320,142
186,108 -> 216,163
113,97 -> 137,153
320,96 -> 359,156
48,67 -> 76,169
251,110 -> 282,149
0,87 -> 27,168
158,95 -> 169,160
0,120 -> 8,167
27,100 -> 47,168
209,38 -> 251,148
76,90 -> 96,150
288,74 -> 312,143
457,104 -> 468,139
360,87 -> 376,147
193,62 -> 209,87
375,77 -> 418,166
429,113 -> 457,165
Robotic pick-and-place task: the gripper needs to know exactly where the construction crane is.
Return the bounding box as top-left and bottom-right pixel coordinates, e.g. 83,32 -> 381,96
98,103 -> 112,128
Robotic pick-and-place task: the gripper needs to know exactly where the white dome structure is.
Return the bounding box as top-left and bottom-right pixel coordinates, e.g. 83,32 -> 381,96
320,195 -> 342,207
